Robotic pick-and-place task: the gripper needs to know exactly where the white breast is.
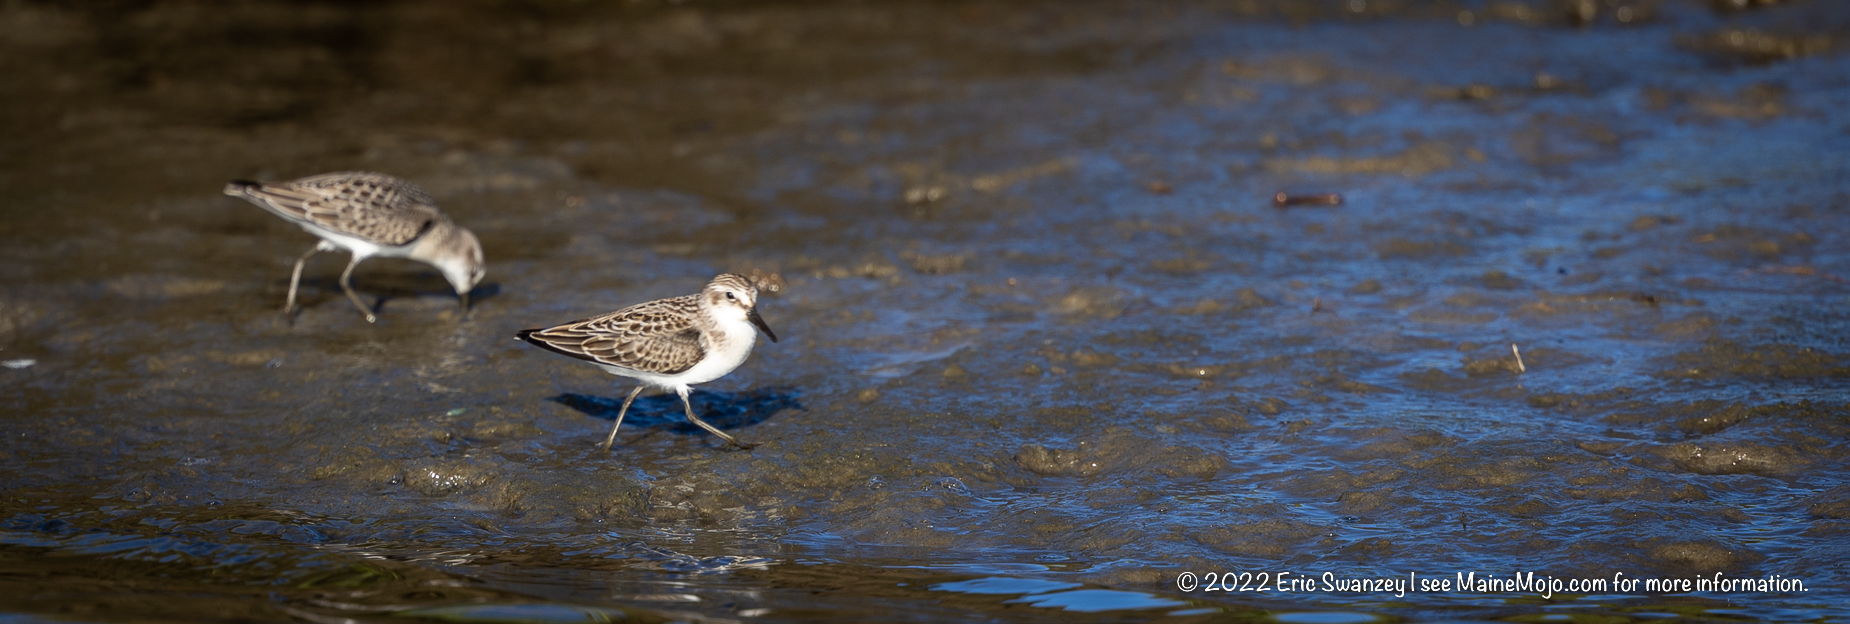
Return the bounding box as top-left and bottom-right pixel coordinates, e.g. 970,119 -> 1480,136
675,327 -> 757,387
295,221 -> 408,260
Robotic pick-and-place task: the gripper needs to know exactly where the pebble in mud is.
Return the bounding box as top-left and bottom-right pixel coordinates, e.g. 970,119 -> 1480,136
1682,28 -> 1836,64
1013,432 -> 1228,479
1015,443 -> 1106,477
1648,540 -> 1758,576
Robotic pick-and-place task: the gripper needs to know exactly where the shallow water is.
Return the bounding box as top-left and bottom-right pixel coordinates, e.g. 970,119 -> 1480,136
2,0 -> 1848,622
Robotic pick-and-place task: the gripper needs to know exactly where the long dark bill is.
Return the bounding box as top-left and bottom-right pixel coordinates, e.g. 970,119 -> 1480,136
748,306 -> 778,343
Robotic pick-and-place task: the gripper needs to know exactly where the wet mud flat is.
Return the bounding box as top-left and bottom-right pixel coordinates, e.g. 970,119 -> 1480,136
2,0 -> 1849,621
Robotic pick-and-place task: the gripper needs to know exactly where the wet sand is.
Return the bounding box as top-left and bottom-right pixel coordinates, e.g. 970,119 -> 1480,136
2,0 -> 1848,621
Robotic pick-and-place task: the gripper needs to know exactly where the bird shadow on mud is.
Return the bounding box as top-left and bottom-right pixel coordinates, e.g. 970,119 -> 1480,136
550,386 -> 802,437
289,271 -> 501,311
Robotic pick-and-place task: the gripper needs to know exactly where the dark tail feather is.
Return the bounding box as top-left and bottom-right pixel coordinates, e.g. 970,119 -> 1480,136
514,328 -> 595,362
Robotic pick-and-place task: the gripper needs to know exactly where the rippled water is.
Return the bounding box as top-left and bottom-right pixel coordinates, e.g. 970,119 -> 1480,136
2,0 -> 1848,622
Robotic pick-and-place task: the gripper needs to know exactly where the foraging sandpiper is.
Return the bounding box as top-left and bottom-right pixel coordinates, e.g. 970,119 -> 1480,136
517,274 -> 778,450
224,171 -> 485,323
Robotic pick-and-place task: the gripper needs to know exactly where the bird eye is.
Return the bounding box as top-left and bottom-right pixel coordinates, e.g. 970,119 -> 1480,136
725,292 -> 736,301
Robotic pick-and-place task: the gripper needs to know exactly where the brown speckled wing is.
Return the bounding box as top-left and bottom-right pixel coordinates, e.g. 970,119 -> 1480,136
236,171 -> 445,246
516,296 -> 706,375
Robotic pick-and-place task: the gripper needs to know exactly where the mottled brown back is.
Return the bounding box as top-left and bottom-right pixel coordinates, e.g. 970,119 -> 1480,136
516,295 -> 706,375
227,171 -> 447,246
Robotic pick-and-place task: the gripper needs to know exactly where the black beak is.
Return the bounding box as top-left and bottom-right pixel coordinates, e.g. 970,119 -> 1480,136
748,306 -> 778,343
459,290 -> 472,314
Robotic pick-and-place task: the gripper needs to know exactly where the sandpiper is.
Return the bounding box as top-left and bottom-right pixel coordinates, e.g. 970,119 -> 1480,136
223,171 -> 485,323
516,274 -> 778,450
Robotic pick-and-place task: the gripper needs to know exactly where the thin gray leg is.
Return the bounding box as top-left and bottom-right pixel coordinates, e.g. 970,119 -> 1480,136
602,385 -> 645,452
337,254 -> 376,323
284,243 -> 327,316
678,388 -> 754,449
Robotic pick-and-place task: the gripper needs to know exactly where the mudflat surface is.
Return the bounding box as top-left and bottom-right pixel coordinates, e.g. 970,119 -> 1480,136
2,0 -> 1848,622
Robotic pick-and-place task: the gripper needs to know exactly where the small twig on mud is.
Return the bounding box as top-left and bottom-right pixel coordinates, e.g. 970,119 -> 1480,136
1273,191 -> 1344,207
1512,343 -> 1526,373
1745,265 -> 1850,284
